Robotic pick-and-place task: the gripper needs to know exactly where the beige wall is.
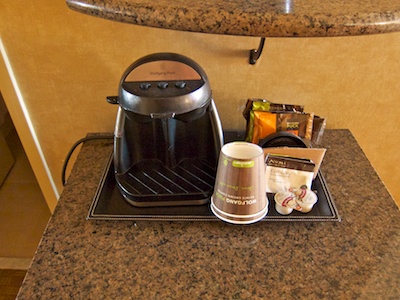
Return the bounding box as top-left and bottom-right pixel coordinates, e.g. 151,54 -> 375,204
1,1 -> 399,209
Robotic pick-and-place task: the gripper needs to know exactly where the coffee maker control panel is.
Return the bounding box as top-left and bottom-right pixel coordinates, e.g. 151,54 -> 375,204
118,53 -> 212,115
122,60 -> 205,97
123,80 -> 204,97
140,81 -> 186,90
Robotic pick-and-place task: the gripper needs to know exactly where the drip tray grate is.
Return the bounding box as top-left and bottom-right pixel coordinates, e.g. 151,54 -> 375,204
116,158 -> 216,206
123,159 -> 215,194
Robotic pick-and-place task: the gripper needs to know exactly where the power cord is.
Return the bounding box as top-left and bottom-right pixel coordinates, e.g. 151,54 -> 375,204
62,134 -> 114,186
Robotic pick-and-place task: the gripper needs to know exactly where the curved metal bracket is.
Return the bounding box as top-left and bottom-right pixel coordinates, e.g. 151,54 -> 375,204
249,38 -> 266,65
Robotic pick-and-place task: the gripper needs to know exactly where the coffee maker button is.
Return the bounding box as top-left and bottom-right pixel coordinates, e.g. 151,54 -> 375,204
175,81 -> 186,89
158,82 -> 169,89
140,83 -> 152,90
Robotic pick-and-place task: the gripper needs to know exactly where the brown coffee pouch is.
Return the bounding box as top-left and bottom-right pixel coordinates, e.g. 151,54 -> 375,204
251,111 -> 314,144
244,99 -> 306,143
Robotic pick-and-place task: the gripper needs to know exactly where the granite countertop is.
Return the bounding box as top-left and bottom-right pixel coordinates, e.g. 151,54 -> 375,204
66,0 -> 400,37
17,129 -> 400,299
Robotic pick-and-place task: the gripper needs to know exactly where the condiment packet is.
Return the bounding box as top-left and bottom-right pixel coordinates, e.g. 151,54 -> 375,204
265,154 -> 315,193
311,115 -> 326,146
243,98 -> 306,143
263,147 -> 326,179
251,111 -> 314,144
242,98 -> 304,120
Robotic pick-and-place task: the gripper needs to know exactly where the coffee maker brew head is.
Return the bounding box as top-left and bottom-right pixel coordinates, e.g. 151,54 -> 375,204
118,52 -> 212,118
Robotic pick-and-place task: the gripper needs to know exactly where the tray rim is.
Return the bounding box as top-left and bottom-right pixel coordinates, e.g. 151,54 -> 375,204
87,153 -> 341,222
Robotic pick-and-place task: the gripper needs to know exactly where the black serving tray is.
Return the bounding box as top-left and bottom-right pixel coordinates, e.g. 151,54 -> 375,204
87,154 -> 340,222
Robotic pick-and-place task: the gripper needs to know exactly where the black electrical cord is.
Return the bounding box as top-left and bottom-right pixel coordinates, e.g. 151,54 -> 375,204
61,134 -> 114,186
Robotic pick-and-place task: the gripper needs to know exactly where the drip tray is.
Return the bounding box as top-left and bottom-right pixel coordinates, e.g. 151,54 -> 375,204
116,158 -> 215,206
87,154 -> 341,222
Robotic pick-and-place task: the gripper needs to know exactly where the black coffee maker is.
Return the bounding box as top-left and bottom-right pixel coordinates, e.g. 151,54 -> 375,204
109,53 -> 223,207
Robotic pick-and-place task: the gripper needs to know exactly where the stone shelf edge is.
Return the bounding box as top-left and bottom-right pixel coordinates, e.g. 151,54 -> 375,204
66,0 -> 400,37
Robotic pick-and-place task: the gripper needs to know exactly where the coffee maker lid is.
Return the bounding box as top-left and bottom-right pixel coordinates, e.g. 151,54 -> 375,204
118,53 -> 212,116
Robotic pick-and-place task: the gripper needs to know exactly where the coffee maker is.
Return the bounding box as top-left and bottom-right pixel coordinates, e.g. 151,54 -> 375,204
109,53 -> 223,207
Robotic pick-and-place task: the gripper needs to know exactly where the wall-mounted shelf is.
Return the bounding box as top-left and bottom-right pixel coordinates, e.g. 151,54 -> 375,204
66,0 -> 400,64
67,0 -> 400,37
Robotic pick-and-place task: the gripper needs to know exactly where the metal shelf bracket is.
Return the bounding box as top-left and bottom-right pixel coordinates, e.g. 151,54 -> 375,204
249,38 -> 266,65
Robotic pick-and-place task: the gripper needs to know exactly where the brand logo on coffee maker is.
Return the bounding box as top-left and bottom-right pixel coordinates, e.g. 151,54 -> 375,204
232,160 -> 254,168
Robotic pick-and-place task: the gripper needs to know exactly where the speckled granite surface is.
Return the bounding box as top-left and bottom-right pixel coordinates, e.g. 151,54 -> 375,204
66,0 -> 400,37
17,130 -> 400,299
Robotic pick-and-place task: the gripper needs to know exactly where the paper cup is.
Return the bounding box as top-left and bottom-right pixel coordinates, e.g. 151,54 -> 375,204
211,142 -> 268,224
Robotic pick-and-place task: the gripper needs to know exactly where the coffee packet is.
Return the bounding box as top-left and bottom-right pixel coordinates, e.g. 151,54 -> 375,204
243,98 -> 316,144
311,115 -> 326,146
251,110 -> 314,144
